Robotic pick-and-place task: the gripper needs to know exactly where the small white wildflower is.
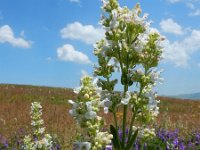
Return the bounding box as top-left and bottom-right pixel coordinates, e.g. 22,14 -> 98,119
110,9 -> 119,29
73,142 -> 91,150
68,100 -> 78,108
74,87 -> 82,94
85,111 -> 97,119
150,69 -> 164,84
121,91 -> 131,105
100,98 -> 112,114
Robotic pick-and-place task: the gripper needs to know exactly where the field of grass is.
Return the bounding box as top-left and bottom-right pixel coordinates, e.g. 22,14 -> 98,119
0,84 -> 200,148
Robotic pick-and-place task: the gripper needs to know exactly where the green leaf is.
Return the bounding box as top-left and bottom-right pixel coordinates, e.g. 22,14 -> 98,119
125,129 -> 138,150
110,125 -> 121,149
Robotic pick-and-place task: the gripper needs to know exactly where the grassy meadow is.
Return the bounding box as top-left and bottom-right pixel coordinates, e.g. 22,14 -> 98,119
0,84 -> 200,149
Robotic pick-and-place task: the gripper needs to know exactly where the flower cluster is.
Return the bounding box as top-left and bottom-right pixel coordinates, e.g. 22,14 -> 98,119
22,102 -> 53,150
156,129 -> 200,150
70,0 -> 165,149
69,76 -> 113,150
0,134 -> 8,149
94,0 -> 164,121
138,127 -> 156,142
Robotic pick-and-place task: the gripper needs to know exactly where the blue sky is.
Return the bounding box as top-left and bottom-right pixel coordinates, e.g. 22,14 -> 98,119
0,0 -> 200,95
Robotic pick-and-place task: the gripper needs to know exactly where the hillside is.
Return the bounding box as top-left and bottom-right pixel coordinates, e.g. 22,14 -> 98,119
0,83 -> 76,104
172,92 -> 200,100
0,83 -> 200,140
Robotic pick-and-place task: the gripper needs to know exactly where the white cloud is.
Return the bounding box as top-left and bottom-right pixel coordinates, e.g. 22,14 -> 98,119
167,0 -> 181,3
160,18 -> 184,35
163,30 -> 200,67
69,0 -> 80,3
189,9 -> 200,16
186,0 -> 200,16
57,44 -> 91,64
0,25 -> 32,48
61,22 -> 104,45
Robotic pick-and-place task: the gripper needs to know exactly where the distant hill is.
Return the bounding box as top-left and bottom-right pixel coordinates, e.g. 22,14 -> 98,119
0,83 -> 76,104
1,83 -> 200,101
172,92 -> 200,100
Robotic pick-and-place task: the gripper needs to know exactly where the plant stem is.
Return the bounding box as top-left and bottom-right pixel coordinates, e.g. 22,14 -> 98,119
127,75 -> 145,146
127,111 -> 137,143
122,84 -> 128,148
113,112 -> 118,130
113,111 -> 122,149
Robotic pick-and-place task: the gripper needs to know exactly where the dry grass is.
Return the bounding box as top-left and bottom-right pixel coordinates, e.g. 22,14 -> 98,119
0,84 -> 200,146
157,96 -> 200,135
0,84 -> 77,148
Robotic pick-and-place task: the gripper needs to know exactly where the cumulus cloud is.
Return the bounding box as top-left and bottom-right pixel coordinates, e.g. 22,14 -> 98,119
160,18 -> 184,35
60,22 -> 104,45
57,44 -> 91,64
167,0 -> 200,16
185,0 -> 200,16
0,25 -> 32,48
163,30 -> 200,67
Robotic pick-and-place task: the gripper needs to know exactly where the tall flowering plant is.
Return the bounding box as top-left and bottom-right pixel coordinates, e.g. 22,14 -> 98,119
69,0 -> 164,149
69,77 -> 113,150
23,102 -> 53,150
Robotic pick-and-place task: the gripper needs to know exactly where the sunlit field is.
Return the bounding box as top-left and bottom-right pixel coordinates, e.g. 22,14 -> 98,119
1,84 -> 200,149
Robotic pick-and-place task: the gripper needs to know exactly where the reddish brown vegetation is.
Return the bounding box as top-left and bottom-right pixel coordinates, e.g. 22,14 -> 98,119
0,84 -> 200,145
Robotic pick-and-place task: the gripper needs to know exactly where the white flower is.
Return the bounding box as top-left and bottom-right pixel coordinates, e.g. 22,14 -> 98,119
86,101 -> 93,111
85,111 -> 97,119
150,69 -> 164,84
105,145 -> 113,150
92,77 -> 102,95
93,131 -> 113,148
132,33 -> 148,52
35,140 -> 43,149
110,9 -> 119,29
100,98 -> 112,114
68,100 -> 78,108
43,134 -> 53,148
69,109 -> 77,117
73,87 -> 81,94
140,128 -> 156,139
138,33 -> 149,44
136,68 -> 144,75
122,12 -> 132,22
133,11 -> 148,26
145,90 -> 160,117
31,102 -> 42,109
23,135 -> 34,150
149,27 -> 159,35
73,142 -> 91,150
101,0 -> 108,8
68,100 -> 79,117
121,91 -> 131,105
38,127 -> 45,134
23,102 -> 53,150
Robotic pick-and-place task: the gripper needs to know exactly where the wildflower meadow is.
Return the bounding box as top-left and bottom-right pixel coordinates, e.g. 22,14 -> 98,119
0,0 -> 200,150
